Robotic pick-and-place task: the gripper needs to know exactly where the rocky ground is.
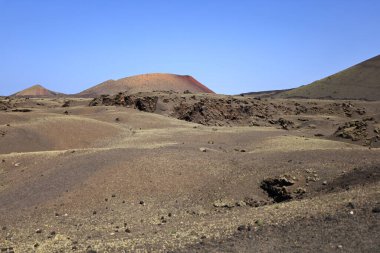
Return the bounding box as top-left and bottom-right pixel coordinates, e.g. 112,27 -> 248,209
90,91 -> 380,147
0,94 -> 379,252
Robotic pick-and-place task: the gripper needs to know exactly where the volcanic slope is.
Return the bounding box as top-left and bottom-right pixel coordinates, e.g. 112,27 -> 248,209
274,55 -> 380,100
77,73 -> 214,97
12,84 -> 61,97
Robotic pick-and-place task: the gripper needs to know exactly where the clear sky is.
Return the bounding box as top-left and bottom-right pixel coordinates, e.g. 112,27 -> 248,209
1,0 -> 379,95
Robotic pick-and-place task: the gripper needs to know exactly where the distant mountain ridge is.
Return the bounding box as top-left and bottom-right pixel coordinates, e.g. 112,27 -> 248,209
9,73 -> 214,98
9,55 -> 380,100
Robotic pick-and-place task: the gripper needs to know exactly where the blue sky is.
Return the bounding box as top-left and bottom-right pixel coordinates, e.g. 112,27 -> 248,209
1,0 -> 379,95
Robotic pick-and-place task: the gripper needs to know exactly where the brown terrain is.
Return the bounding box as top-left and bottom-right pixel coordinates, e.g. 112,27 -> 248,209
77,73 -> 214,97
0,61 -> 379,252
12,85 -> 62,98
272,55 -> 380,100
1,92 -> 379,253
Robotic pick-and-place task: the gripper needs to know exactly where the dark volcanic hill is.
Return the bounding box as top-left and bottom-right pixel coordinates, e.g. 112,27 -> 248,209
76,73 -> 214,97
242,89 -> 293,98
274,55 -> 380,100
13,84 -> 61,97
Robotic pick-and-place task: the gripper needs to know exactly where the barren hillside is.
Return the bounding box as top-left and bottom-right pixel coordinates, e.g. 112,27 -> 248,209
274,55 -> 380,100
13,84 -> 61,97
77,73 -> 214,97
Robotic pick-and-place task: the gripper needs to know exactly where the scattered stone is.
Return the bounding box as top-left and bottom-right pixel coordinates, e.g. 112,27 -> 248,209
139,200 -> 145,205
115,118 -> 120,122
306,175 -> 320,183
111,194 -> 116,198
125,228 -> 131,233
50,231 -> 56,236
294,187 -> 306,194
64,110 -> 69,115
255,219 -> 263,226
322,181 -> 327,185
34,243 -> 39,248
237,225 -> 249,231
199,147 -> 207,152
62,101 -> 70,107
236,200 -> 247,207
276,118 -> 294,130
93,211 -> 97,215
363,116 -> 374,122
160,216 -> 167,224
213,199 -> 235,208
35,228 -> 42,234
12,109 -> 32,112
250,121 -> 261,126
243,198 -> 268,207
14,163 -> 20,167
260,176 -> 295,202
334,120 -> 368,141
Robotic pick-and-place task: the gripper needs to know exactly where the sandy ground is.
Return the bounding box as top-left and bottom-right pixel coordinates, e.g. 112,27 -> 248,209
0,96 -> 379,252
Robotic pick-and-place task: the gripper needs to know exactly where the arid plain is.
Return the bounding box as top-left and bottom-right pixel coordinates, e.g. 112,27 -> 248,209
0,93 -> 379,252
1,56 -> 380,252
